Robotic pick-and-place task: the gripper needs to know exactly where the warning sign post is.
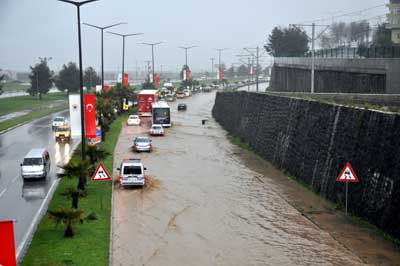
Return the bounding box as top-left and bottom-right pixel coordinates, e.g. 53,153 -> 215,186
91,163 -> 111,181
91,163 -> 111,210
336,162 -> 359,216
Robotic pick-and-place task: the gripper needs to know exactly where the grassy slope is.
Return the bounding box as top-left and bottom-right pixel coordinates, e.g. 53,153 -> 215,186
0,104 -> 68,132
0,93 -> 67,116
21,115 -> 126,266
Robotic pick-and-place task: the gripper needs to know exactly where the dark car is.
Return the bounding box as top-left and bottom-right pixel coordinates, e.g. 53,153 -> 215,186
178,103 -> 187,111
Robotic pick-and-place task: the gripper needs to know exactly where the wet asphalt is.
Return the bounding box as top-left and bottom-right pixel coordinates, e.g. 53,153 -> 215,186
111,91 -> 366,266
0,110 -> 79,252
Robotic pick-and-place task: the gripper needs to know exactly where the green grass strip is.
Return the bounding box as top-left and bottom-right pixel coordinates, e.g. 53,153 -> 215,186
21,115 -> 126,266
0,104 -> 68,133
0,93 -> 67,116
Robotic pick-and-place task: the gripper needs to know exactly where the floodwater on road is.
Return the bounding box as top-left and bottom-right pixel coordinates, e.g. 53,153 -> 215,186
112,92 -> 376,266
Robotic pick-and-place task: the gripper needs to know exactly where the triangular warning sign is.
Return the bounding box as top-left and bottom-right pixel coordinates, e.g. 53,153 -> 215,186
91,163 -> 111,181
336,162 -> 359,183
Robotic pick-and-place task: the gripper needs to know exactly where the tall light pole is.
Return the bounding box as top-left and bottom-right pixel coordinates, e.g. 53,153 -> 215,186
108,32 -> 143,82
57,0 -> 98,160
178,45 -> 197,67
210,57 -> 215,80
215,48 -> 228,86
290,23 -> 329,93
142,42 -> 163,83
82,22 -> 126,91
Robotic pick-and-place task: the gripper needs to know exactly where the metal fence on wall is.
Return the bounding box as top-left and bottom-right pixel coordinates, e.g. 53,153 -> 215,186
307,46 -> 400,59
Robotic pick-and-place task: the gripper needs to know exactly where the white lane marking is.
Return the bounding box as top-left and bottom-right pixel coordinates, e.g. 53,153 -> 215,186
0,175 -> 20,199
0,188 -> 6,198
11,175 -> 19,184
16,179 -> 60,261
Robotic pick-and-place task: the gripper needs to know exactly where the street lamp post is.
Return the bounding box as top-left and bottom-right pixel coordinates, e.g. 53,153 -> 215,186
108,32 -> 143,83
142,42 -> 163,83
83,22 -> 126,91
178,45 -> 197,68
57,0 -> 98,160
215,48 -> 228,87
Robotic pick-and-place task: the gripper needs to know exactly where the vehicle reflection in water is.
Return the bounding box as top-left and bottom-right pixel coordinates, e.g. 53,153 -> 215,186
22,179 -> 49,201
54,141 -> 71,166
54,142 -> 61,165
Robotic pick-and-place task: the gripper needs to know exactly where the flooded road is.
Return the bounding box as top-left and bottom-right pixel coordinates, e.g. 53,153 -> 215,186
111,91 -> 368,266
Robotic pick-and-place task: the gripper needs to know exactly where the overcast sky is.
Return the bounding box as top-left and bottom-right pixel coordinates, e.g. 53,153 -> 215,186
0,0 -> 388,73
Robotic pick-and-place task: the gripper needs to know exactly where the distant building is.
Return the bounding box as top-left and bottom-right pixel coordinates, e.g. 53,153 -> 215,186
387,0 -> 400,44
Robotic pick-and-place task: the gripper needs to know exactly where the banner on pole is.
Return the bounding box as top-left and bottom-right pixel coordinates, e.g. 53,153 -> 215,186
84,94 -> 96,138
219,67 -> 224,81
123,73 -> 129,87
0,220 -> 17,266
153,73 -> 159,87
69,94 -> 81,137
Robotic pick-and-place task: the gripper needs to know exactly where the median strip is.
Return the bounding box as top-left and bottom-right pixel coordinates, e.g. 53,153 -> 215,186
20,115 -> 125,266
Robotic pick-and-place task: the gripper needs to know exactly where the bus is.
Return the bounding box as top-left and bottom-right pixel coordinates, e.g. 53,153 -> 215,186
152,101 -> 171,127
137,89 -> 158,116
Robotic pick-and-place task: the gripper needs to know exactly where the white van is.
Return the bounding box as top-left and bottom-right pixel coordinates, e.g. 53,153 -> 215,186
21,149 -> 51,179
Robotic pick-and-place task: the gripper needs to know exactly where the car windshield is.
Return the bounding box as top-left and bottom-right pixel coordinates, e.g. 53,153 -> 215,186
135,137 -> 149,143
129,116 -> 138,119
23,158 -> 43,165
152,125 -> 162,129
56,127 -> 69,132
54,117 -> 64,122
123,166 -> 142,175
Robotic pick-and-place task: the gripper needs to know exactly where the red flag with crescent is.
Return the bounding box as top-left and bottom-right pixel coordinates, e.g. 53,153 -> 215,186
84,94 -> 96,138
0,220 -> 17,266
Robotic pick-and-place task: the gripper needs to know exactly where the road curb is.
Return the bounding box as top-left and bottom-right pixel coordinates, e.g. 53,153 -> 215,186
16,179 -> 60,262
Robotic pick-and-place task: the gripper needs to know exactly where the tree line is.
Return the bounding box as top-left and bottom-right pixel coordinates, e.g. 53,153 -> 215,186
265,21 -> 394,57
28,58 -> 101,99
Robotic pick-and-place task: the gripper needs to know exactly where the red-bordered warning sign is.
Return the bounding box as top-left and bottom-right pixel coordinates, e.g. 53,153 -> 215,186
91,163 -> 111,181
336,162 -> 359,183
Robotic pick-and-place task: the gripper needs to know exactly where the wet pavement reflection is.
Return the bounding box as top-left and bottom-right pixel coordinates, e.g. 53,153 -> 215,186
0,110 -> 79,251
111,92 -> 370,266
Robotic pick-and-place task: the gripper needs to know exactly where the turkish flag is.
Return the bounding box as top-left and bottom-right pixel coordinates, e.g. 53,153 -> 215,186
84,94 -> 96,138
219,67 -> 224,81
123,73 -> 129,87
0,221 -> 17,266
103,85 -> 110,92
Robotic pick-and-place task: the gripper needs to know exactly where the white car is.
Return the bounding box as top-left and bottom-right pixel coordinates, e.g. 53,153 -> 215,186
150,124 -> 164,136
183,90 -> 192,97
117,158 -> 146,187
127,115 -> 141,126
52,116 -> 66,130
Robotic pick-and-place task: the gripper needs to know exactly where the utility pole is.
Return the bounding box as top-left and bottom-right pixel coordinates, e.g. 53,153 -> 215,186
108,32 -> 143,83
142,42 -> 164,83
57,0 -> 98,160
290,23 -> 329,93
210,57 -> 215,80
82,22 -> 126,91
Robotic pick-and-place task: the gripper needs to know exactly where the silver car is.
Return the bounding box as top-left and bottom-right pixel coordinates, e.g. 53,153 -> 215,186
133,136 -> 152,152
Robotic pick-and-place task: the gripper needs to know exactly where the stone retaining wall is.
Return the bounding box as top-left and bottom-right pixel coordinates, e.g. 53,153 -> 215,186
213,91 -> 400,238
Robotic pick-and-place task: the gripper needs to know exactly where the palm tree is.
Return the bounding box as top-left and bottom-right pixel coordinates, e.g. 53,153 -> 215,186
86,145 -> 110,165
60,187 -> 87,208
48,208 -> 97,238
59,160 -> 94,190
